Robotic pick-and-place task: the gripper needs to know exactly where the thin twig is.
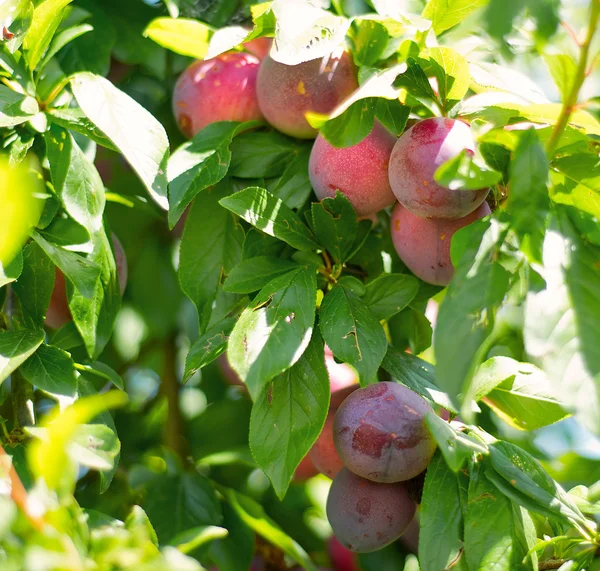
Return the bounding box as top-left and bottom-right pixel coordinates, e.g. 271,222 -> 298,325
538,559 -> 567,570
546,0 -> 600,157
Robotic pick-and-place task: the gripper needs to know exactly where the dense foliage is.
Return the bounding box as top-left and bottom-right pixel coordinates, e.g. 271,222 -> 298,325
0,0 -> 599,569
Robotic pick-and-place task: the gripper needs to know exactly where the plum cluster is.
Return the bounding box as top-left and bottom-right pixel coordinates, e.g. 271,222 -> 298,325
172,44 -> 492,286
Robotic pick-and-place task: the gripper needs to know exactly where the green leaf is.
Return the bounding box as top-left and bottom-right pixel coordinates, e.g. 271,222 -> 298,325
0,250 -> 23,288
22,0 -> 71,71
382,347 -> 457,412
419,452 -> 465,571
511,504 -> 538,570
270,0 -> 350,66
488,441 -> 591,532
425,47 -> 470,110
363,274 -> 419,320
220,187 -> 319,252
143,17 -> 211,59
20,342 -> 76,397
435,149 -> 502,191
0,328 -> 44,385
169,525 -> 228,554
309,98 -> 375,148
388,306 -> 434,356
228,268 -> 317,400
471,357 -> 569,430
79,361 -> 124,390
221,487 -> 318,571
434,218 -> 511,413
351,19 -> 389,67
67,229 -> 121,359
393,57 -> 437,101
71,72 -> 169,210
311,192 -> 359,264
250,333 -> 329,498
56,3 -> 115,77
229,131 -> 300,179
426,413 -> 488,471
223,257 -> 300,294
208,502 -> 254,571
28,388 -> 126,493
507,129 -> 549,260
125,505 -> 159,547
184,317 -> 237,382
144,471 -> 223,544
31,232 -> 100,299
168,121 -> 260,227
306,66 -> 404,147
373,98 -> 410,136
524,212 -> 600,434
0,85 -> 38,127
422,0 -> 489,35
45,125 -> 105,233
37,23 -> 93,71
69,423 -> 120,473
179,182 -> 244,332
543,54 -> 577,101
12,241 -> 54,327
48,108 -> 116,151
319,285 -> 387,385
268,146 -> 313,210
464,461 -> 514,571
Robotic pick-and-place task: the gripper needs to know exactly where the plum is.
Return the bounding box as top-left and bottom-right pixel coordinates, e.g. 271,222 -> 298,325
388,117 -> 489,219
217,354 -> 244,387
309,122 -> 397,216
173,52 -> 264,138
293,454 -> 319,481
256,52 -> 358,139
390,201 -> 491,286
244,37 -> 272,60
333,382 -> 436,483
326,468 -> 416,553
310,413 -> 345,479
326,350 -> 359,407
327,536 -> 359,571
46,235 -> 127,329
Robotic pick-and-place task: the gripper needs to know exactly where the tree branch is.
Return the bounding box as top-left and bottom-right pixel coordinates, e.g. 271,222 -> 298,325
539,559 -> 567,570
546,0 -> 600,158
0,444 -> 43,531
161,333 -> 189,461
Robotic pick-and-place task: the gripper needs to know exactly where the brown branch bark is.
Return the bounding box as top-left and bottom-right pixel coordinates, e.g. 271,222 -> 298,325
0,444 -> 43,531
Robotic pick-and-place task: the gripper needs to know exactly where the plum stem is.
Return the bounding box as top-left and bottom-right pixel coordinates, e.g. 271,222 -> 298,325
546,0 -> 600,158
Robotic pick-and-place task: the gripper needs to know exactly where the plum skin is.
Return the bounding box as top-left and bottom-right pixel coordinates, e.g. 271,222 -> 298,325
310,413 -> 345,479
173,52 -> 264,139
46,235 -> 127,330
309,122 -> 397,216
256,52 -> 358,139
388,117 -> 489,219
333,382 -> 436,483
326,467 -> 416,553
391,201 -> 491,286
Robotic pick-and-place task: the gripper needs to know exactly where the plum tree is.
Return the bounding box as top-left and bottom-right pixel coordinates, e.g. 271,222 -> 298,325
390,201 -> 491,286
326,468 -> 416,553
388,117 -> 489,219
309,122 -> 397,216
310,413 -> 344,479
256,52 -> 358,139
172,52 -> 264,138
46,235 -> 127,329
333,382 -> 436,483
